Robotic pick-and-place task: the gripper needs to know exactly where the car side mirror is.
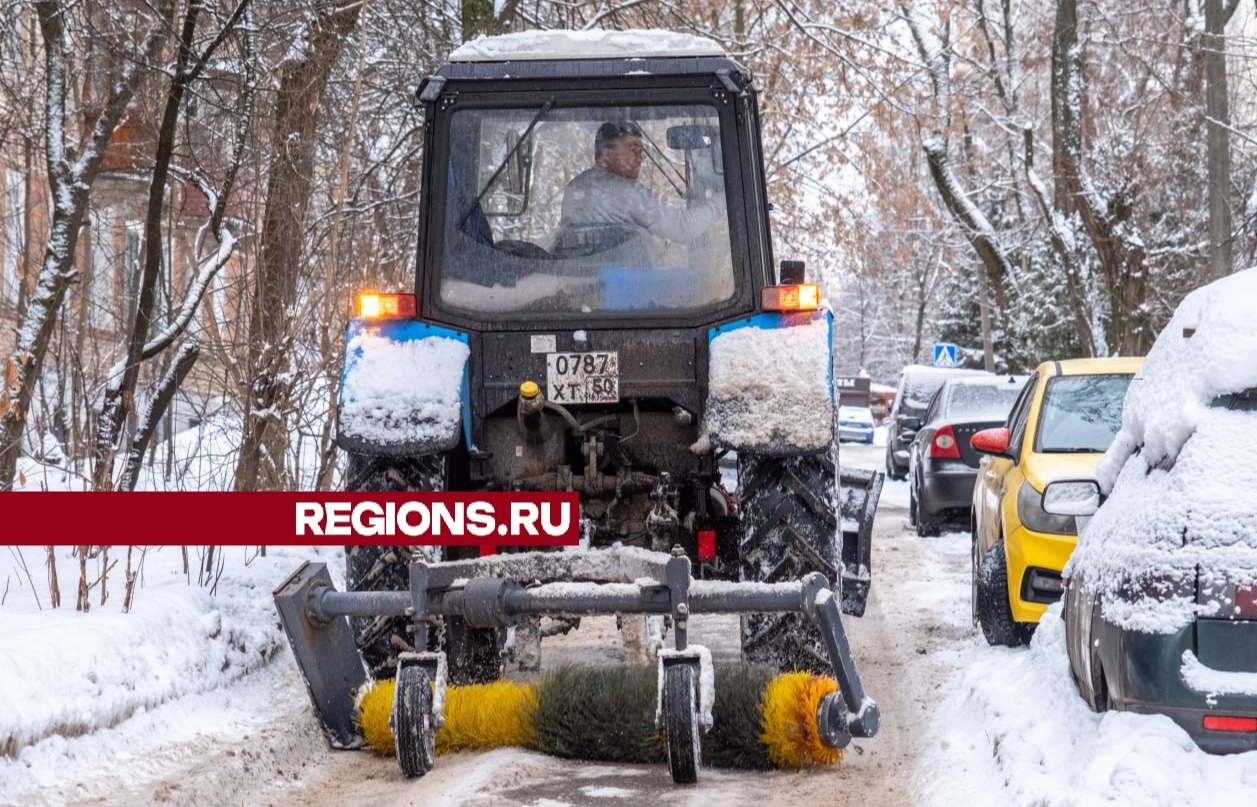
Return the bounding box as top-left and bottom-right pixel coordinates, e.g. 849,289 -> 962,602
899,416 -> 921,438
970,427 -> 1013,458
1042,479 -> 1103,517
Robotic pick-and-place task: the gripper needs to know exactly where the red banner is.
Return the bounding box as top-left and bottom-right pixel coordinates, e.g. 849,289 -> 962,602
0,491 -> 581,548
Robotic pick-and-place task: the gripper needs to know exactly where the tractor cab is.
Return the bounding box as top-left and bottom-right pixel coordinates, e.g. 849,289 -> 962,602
415,31 -> 779,328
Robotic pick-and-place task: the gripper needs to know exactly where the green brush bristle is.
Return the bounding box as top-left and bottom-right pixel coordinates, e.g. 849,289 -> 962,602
532,664 -> 666,764
704,663 -> 776,769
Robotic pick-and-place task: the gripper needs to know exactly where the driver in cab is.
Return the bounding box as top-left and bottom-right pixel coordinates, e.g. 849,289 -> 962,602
559,121 -> 721,247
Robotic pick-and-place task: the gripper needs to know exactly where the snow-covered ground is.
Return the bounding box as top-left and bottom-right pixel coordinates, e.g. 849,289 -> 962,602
1,442 -> 1254,806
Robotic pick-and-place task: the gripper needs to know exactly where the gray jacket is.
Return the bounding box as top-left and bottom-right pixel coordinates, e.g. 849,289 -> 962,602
559,167 -> 719,244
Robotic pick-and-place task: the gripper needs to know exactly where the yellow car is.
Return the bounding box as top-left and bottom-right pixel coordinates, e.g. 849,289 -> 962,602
969,356 -> 1143,646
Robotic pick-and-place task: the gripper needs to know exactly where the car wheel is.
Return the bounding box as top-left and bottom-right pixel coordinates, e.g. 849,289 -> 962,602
908,484 -> 918,526
974,538 -> 1034,647
970,537 -> 980,627
914,474 -> 941,537
1091,654 -> 1110,712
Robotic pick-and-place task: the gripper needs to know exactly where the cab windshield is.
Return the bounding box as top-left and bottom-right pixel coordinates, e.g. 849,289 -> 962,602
437,103 -> 735,316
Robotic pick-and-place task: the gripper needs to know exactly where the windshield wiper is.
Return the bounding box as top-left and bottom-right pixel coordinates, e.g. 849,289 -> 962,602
458,97 -> 554,232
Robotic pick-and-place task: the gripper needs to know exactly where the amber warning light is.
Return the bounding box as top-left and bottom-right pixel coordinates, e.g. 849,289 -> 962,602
761,284 -> 820,312
359,292 -> 416,319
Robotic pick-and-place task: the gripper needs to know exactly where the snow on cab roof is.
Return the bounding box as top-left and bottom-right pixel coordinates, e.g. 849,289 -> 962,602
449,29 -> 727,62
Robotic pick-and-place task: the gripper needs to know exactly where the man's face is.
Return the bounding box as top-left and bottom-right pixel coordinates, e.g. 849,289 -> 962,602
600,134 -> 644,180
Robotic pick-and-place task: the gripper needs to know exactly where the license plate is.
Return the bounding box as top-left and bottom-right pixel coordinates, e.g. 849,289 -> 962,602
546,351 -> 619,403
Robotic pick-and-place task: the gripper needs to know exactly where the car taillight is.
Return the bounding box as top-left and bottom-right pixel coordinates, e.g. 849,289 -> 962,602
761,284 -> 820,312
928,425 -> 961,459
1203,715 -> 1257,733
1234,585 -> 1257,618
359,292 -> 416,319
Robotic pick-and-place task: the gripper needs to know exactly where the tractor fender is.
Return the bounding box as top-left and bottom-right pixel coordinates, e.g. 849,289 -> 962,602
336,318 -> 471,456
703,309 -> 834,455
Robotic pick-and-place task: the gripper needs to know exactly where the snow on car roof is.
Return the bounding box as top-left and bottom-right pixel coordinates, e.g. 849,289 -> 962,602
449,29 -> 727,62
1069,268 -> 1257,632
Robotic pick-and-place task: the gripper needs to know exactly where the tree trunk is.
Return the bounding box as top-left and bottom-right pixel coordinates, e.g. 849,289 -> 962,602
1049,0 -> 1151,355
233,1 -> 362,491
1204,0 -> 1233,280
92,2 -> 203,491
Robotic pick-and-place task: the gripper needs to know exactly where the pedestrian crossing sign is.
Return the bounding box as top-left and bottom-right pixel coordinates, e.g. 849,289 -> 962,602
933,343 -> 957,368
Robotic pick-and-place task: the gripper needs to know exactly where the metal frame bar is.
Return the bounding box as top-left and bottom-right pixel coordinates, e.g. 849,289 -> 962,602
275,547 -> 879,757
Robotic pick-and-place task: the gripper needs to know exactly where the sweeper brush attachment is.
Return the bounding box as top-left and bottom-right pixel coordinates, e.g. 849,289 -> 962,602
354,665 -> 847,770
274,546 -> 879,784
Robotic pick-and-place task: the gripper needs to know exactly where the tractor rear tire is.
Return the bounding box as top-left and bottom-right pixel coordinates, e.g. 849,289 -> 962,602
738,449 -> 839,674
343,454 -> 504,684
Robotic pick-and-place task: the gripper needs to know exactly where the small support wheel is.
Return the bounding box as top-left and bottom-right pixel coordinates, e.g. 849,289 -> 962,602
393,664 -> 436,778
663,662 -> 701,784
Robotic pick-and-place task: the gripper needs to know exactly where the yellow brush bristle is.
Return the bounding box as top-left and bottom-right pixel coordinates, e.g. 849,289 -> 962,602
354,679 -> 541,757
355,679 -> 397,756
759,672 -> 844,769
437,681 -> 540,754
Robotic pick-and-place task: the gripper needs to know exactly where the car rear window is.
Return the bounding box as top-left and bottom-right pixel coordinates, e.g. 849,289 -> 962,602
1034,374 -> 1133,453
945,383 -> 1022,421
899,376 -> 949,416
1210,387 -> 1257,411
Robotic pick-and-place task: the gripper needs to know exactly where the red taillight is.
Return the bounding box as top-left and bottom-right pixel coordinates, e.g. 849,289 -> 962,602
928,425 -> 961,459
761,284 -> 820,312
1235,585 -> 1257,618
359,292 -> 416,319
1203,715 -> 1257,733
697,530 -> 717,562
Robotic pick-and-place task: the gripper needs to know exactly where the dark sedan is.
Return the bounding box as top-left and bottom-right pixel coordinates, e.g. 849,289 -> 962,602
908,375 -> 1026,536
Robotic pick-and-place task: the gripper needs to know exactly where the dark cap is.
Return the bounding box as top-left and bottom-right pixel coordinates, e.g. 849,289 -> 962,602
595,121 -> 642,158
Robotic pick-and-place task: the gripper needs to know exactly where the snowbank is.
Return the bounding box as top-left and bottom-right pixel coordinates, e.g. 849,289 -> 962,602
923,606 -> 1257,807
450,29 -> 726,62
0,544 -> 341,802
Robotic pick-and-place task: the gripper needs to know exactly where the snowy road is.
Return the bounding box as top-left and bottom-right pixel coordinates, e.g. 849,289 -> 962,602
10,444 -> 983,807
8,444 -> 1253,807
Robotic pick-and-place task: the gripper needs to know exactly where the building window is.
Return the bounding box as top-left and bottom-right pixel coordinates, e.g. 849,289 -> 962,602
3,168 -> 23,304
89,209 -> 116,329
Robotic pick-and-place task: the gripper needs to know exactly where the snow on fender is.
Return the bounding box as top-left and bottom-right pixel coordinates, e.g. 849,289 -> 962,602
337,319 -> 470,455
702,311 -> 834,453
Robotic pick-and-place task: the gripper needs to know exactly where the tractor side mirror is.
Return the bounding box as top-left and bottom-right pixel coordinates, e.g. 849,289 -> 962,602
780,260 -> 806,285
1042,479 -> 1103,517
667,124 -> 718,150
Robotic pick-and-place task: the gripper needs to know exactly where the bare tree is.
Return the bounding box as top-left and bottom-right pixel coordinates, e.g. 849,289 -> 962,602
0,1 -> 177,490
91,0 -> 253,491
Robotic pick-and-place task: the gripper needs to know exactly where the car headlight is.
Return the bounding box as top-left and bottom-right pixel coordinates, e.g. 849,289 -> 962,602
1017,482 -> 1076,535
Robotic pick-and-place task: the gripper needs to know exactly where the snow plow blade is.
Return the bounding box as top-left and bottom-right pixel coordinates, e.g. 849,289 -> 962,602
273,563 -> 368,750
274,547 -> 879,784
839,467 -> 884,618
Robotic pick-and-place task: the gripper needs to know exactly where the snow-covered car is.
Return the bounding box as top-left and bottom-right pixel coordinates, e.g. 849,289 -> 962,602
1047,269 -> 1257,754
837,405 -> 876,444
907,374 -> 1026,536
